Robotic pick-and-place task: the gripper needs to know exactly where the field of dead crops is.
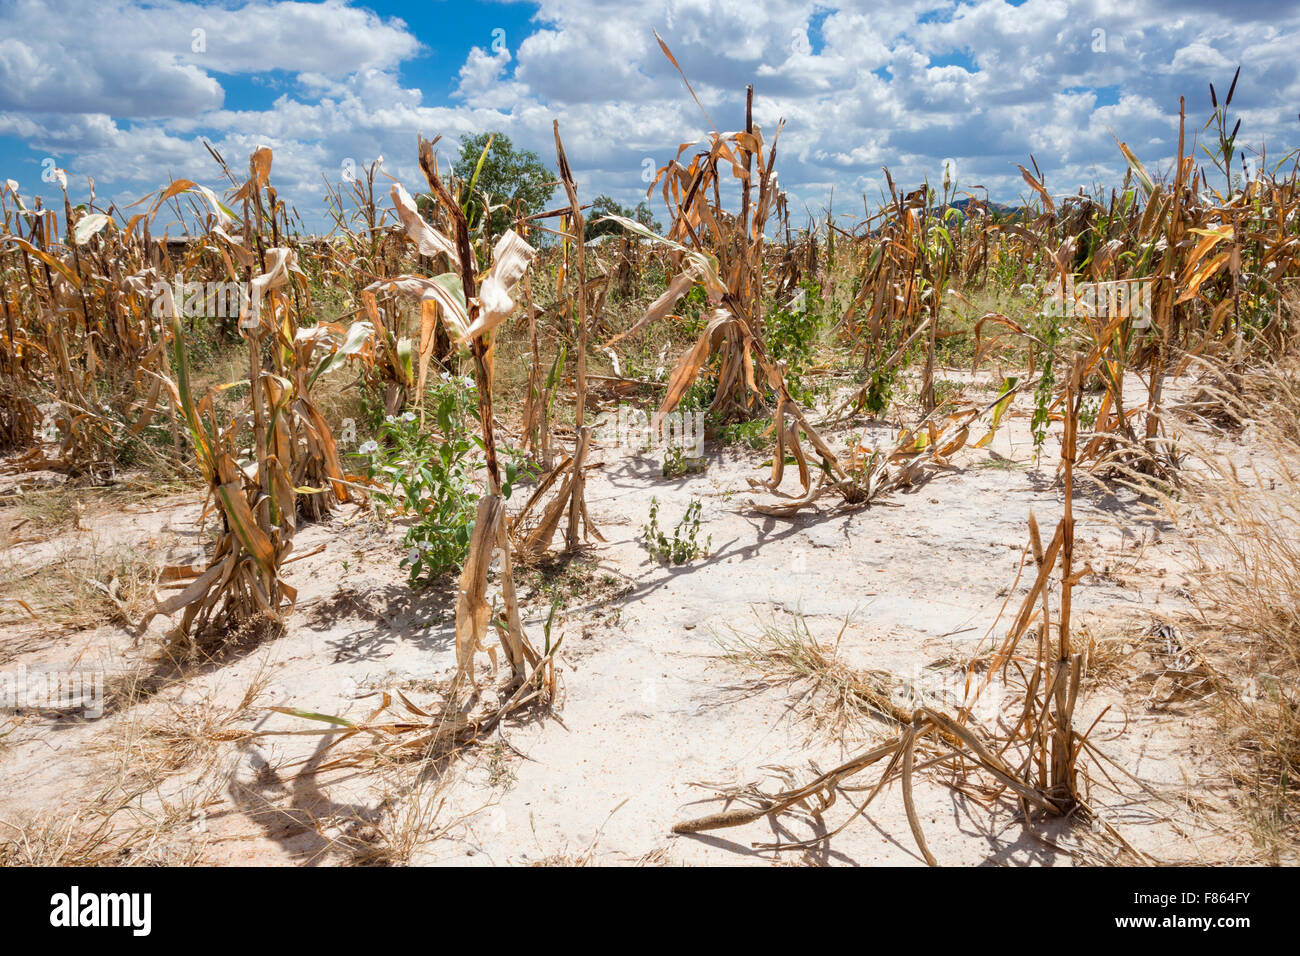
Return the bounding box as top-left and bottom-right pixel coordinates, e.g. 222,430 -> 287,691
1,62 -> 1298,867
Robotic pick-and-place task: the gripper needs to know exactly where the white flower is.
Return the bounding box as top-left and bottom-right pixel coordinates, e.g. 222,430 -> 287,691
461,376 -> 475,389
402,411 -> 417,422
358,440 -> 379,455
406,548 -> 420,564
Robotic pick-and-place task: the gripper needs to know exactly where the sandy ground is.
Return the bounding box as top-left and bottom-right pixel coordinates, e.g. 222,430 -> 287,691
0,369 -> 1261,865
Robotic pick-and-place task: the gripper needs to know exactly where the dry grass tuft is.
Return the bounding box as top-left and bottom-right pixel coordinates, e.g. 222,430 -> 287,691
344,758 -> 467,866
0,770 -> 220,867
1164,371 -> 1300,858
0,535 -> 163,632
1246,355 -> 1300,444
0,803 -> 130,867
1076,618 -> 1153,685
106,662 -> 273,786
1,663 -> 273,867
716,610 -> 910,733
1160,390 -> 1300,860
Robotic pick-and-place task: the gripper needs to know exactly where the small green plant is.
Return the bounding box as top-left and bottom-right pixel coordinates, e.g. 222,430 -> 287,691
523,556 -> 625,607
862,365 -> 898,416
717,417 -> 770,450
678,371 -> 717,412
661,441 -> 707,478
857,325 -> 917,416
353,375 -> 531,584
1079,396 -> 1101,430
976,454 -> 1025,471
766,277 -> 823,404
661,443 -> 687,478
356,377 -> 393,433
1030,313 -> 1063,454
679,284 -> 708,337
640,497 -> 712,565
931,378 -> 965,408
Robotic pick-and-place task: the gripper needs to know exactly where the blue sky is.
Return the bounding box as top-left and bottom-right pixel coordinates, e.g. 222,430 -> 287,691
2,0 -> 1298,233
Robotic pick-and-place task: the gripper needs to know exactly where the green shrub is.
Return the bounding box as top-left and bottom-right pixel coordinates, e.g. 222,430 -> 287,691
640,497 -> 711,565
353,375 -> 530,584
766,277 -> 823,405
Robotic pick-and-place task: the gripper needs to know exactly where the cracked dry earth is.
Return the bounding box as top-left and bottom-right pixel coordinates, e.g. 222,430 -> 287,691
0,370 -> 1261,866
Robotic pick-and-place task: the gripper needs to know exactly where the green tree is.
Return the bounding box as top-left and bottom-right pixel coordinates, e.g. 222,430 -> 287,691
452,132 -> 555,238
634,201 -> 663,233
584,195 -> 664,240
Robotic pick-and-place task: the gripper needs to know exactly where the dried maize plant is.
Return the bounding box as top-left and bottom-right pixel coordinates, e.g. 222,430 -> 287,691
970,360 -> 1093,804
0,181 -> 39,449
673,367 -> 1142,864
138,277 -> 298,645
1153,101 -> 1292,333
277,316 -> 367,521
355,286 -> 419,416
362,166 -> 483,416
600,58 -> 846,511
760,374 -> 1023,517
611,231 -> 643,298
1,185 -> 102,465
0,145 -> 319,476
975,96 -> 1300,486
360,134 -> 534,420
768,230 -> 811,306
140,147 -> 359,641
1042,131 -> 1185,482
368,137 -> 542,687
203,148 -> 356,520
516,270 -> 561,471
320,158 -> 405,292
318,157 -> 433,417
506,122 -> 602,556
0,172 -> 205,473
834,175 -> 933,418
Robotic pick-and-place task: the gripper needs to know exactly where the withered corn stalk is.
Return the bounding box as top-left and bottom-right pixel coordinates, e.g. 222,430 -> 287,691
138,271 -> 298,643
506,123 -> 604,556
600,47 -> 846,512
377,136 -> 543,687
751,375 -> 1024,517
517,271 -> 558,471
139,147 -> 359,643
552,121 -> 600,551
0,175 -> 197,472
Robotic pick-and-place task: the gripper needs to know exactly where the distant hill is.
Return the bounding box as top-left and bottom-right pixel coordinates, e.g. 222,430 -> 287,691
852,196 -> 1028,237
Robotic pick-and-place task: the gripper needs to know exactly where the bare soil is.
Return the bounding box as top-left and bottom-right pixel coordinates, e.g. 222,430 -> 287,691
0,369 -> 1264,865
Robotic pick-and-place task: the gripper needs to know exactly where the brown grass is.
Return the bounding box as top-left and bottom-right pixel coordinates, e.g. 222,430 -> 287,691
0,534 -> 164,633
716,609 -> 910,734
1161,414 -> 1300,860
0,658 -> 273,867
